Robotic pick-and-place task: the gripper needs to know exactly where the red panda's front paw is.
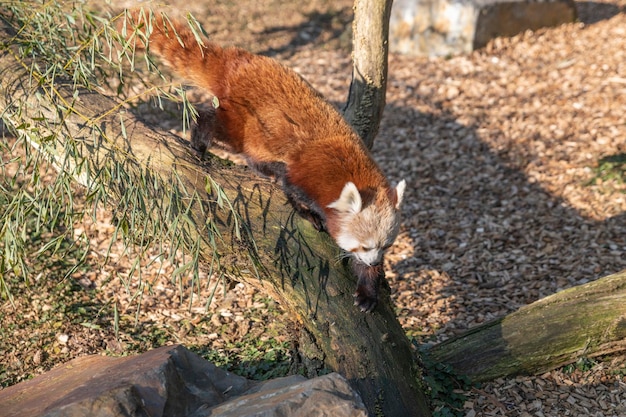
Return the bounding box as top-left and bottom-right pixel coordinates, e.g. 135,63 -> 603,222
190,109 -> 216,155
354,287 -> 378,313
352,261 -> 384,313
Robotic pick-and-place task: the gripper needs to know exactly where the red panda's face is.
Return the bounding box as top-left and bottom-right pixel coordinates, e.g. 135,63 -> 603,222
328,180 -> 406,266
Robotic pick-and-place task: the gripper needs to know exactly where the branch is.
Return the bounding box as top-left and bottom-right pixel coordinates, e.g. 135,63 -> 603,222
343,0 -> 393,149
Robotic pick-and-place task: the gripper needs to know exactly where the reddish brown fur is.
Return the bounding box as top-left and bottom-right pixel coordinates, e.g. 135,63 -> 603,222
126,11 -> 394,239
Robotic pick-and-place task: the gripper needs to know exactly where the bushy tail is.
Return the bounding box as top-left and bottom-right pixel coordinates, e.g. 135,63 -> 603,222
122,9 -> 226,94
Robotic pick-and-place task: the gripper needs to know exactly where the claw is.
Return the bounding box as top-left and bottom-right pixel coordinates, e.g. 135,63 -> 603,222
354,292 -> 377,313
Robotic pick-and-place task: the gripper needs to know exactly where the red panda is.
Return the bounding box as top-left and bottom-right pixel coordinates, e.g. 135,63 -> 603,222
123,11 -> 406,311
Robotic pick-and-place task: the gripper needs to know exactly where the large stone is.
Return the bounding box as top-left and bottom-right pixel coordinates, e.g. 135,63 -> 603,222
390,0 -> 577,56
0,345 -> 367,417
204,373 -> 367,417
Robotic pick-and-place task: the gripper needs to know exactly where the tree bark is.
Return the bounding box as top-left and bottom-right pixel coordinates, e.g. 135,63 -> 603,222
427,269 -> 626,382
0,22 -> 431,417
343,0 -> 393,149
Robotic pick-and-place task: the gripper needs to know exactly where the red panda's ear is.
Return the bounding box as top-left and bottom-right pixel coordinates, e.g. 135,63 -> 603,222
327,182 -> 362,214
389,180 -> 406,210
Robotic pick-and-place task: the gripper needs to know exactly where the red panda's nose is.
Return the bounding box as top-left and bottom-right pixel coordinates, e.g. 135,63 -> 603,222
369,256 -> 383,266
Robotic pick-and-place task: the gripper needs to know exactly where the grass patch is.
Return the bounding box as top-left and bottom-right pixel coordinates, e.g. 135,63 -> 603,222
196,339 -> 292,381
587,153 -> 626,188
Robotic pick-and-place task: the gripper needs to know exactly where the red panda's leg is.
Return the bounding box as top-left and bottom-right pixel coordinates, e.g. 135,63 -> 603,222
252,161 -> 327,232
191,109 -> 216,155
352,260 -> 384,312
281,181 -> 327,232
250,161 -> 287,182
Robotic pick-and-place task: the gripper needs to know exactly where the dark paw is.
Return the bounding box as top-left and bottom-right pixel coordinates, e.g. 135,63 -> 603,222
352,261 -> 384,313
354,286 -> 378,313
190,109 -> 216,155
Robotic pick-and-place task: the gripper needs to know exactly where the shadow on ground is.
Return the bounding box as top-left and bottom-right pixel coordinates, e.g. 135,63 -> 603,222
380,102 -> 625,336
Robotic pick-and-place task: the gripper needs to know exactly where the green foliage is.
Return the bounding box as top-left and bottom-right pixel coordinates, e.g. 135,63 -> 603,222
562,357 -> 598,374
420,347 -> 473,417
0,137 -> 88,300
587,153 -> 626,188
200,339 -> 292,381
0,1 -> 221,303
611,364 -> 626,378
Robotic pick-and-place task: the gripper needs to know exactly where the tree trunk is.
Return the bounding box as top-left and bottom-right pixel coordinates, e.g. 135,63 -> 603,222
427,269 -> 626,382
343,0 -> 393,149
0,22 -> 431,417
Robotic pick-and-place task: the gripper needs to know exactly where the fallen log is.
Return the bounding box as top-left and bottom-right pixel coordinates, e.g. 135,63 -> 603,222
427,269 -> 626,382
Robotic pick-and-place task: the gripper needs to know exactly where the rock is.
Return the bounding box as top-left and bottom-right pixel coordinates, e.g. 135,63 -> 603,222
204,373 -> 367,417
390,0 -> 577,56
0,345 -> 367,417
